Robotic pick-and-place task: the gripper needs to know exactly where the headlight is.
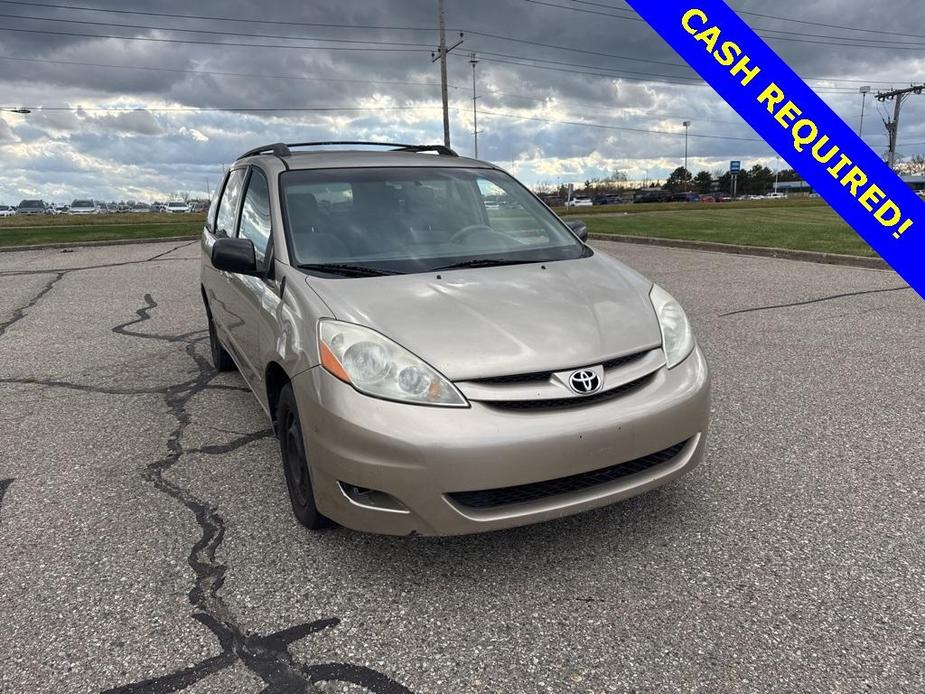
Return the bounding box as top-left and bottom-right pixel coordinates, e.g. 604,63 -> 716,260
318,320 -> 468,407
650,285 -> 695,369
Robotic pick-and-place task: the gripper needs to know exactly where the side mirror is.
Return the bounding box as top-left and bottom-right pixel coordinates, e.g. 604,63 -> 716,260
211,237 -> 259,276
565,219 -> 589,242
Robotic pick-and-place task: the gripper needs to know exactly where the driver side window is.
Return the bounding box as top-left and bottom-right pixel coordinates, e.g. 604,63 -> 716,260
476,176 -> 547,243
238,168 -> 272,267
215,169 -> 246,237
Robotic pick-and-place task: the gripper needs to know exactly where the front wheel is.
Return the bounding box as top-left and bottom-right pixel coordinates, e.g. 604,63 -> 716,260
207,312 -> 236,372
277,384 -> 333,530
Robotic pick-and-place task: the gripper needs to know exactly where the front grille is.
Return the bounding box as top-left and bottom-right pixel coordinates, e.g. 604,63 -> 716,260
482,373 -> 654,411
448,440 -> 688,510
471,349 -> 650,386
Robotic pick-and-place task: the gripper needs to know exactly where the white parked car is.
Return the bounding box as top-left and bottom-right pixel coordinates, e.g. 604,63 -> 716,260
0,205 -> 15,217
165,201 -> 191,213
565,196 -> 594,208
69,199 -> 99,214
765,192 -> 786,200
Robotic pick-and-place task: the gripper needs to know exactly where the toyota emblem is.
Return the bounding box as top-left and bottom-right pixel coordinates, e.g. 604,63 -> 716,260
568,369 -> 602,395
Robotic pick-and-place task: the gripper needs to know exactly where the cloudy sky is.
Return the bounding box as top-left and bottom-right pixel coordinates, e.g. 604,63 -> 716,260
1,0 -> 924,203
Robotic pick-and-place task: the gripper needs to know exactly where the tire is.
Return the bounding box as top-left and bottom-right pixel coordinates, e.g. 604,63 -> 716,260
277,383 -> 333,530
207,311 -> 236,372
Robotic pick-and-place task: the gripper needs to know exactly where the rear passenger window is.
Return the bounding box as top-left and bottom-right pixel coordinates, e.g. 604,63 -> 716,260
215,169 -> 246,237
238,169 -> 272,265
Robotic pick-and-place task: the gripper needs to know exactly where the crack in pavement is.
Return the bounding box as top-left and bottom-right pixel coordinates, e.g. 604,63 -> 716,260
0,241 -> 197,341
98,295 -> 414,694
0,259 -> 414,692
112,293 -> 206,344
0,478 -> 14,526
720,285 -> 912,317
0,271 -> 66,338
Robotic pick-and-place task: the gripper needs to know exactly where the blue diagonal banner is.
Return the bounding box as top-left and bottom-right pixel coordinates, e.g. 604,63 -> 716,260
623,1 -> 924,299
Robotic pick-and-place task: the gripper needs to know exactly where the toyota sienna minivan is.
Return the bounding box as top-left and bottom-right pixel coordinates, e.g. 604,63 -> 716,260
201,141 -> 710,536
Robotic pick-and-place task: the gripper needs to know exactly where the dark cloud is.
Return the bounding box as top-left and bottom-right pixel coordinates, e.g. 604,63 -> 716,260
1,0 -> 923,201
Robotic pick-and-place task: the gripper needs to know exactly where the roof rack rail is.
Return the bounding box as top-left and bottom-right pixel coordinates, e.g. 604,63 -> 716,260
237,141 -> 459,160
238,142 -> 292,159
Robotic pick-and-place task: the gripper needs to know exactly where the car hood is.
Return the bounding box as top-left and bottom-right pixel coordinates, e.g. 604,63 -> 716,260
305,253 -> 662,380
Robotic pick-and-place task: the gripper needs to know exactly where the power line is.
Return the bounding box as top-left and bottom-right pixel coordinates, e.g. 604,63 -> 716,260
725,4 -> 925,40
0,25 -> 433,52
0,0 -> 911,87
477,109 -> 766,141
462,28 -> 686,68
595,0 -> 925,41
472,54 -> 868,93
526,0 -> 925,49
0,11 -> 434,47
0,54 -> 458,89
0,0 -> 436,32
2,105 -> 448,113
470,50 -> 702,83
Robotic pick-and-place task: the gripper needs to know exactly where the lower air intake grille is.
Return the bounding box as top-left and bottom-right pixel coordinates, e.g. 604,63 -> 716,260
447,440 -> 689,510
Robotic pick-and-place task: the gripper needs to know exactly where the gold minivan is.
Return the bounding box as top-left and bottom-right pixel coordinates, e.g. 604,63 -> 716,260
201,142 -> 710,536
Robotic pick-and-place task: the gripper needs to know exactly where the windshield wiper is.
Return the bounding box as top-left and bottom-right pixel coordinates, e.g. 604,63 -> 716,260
298,263 -> 398,277
431,258 -> 540,272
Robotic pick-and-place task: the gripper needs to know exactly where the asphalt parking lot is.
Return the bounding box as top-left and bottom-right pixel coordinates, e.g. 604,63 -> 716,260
0,238 -> 922,693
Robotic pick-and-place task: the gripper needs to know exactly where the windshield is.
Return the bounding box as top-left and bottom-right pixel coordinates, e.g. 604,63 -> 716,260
19,200 -> 43,208
168,202 -> 185,207
280,167 -> 587,275
72,200 -> 93,207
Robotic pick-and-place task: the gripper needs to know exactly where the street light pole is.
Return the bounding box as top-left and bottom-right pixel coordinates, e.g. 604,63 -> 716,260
858,86 -> 871,138
469,53 -> 480,158
682,121 -> 691,191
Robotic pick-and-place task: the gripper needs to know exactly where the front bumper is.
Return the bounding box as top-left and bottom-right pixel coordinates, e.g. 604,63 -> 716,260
293,346 -> 710,536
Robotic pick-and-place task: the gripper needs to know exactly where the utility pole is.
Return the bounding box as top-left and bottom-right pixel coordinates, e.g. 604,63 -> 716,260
858,86 -> 871,138
877,84 -> 924,170
432,0 -> 463,149
469,53 -> 480,158
682,120 -> 691,191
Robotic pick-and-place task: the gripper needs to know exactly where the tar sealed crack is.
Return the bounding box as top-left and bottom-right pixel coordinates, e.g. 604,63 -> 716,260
2,246 -> 412,692
0,271 -> 65,338
721,285 -> 912,316
97,295 -> 412,694
0,241 -> 195,339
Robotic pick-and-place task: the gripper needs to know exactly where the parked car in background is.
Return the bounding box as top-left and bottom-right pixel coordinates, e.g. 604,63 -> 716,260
132,203 -> 152,213
0,205 -> 15,217
151,202 -> 167,212
593,195 -> 625,206
699,195 -> 717,203
16,200 -> 48,215
69,199 -> 98,215
190,201 -> 209,213
565,196 -> 593,208
201,140 -> 710,535
765,192 -> 786,200
633,189 -> 673,204
166,201 -> 191,213
669,192 -> 701,203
